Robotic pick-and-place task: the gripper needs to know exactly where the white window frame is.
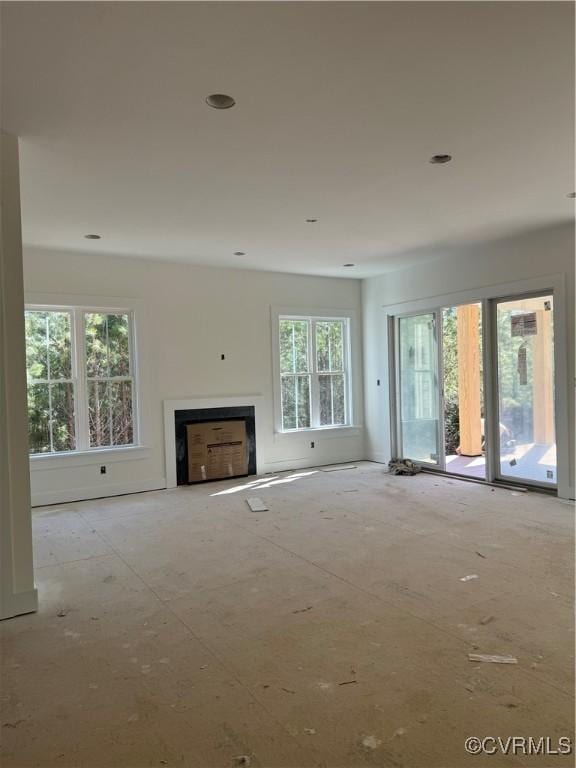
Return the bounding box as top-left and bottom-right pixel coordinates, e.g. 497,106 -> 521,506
25,302 -> 140,457
272,307 -> 357,434
24,307 -> 76,454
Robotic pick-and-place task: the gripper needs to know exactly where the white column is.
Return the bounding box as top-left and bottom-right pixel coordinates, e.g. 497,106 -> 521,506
0,133 -> 37,619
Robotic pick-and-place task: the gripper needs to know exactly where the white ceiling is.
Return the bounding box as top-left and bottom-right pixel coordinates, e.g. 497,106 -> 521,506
1,1 -> 574,278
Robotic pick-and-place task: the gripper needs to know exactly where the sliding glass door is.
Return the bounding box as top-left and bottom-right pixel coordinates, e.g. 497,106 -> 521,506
494,294 -> 556,486
397,312 -> 440,465
392,291 -> 557,490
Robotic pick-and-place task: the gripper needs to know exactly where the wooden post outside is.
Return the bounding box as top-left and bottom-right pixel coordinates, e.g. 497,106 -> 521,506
456,304 -> 482,456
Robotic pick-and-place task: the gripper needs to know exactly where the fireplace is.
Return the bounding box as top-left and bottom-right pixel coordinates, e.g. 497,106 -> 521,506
174,406 -> 256,485
163,396 -> 263,489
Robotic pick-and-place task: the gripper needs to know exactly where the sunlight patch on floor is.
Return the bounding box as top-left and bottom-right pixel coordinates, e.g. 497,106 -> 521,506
210,470 -> 318,496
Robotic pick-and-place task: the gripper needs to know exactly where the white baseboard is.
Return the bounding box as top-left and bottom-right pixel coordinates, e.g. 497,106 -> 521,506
31,478 -> 166,507
0,587 -> 38,620
365,451 -> 389,465
261,453 -> 366,475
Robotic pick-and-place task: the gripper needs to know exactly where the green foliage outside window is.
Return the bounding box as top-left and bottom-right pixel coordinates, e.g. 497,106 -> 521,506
280,318 -> 348,431
25,309 -> 135,454
25,311 -> 75,454
85,313 -> 133,447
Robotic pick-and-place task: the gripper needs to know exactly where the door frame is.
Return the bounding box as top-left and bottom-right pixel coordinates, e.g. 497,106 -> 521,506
393,309 -> 444,469
384,272 -> 570,498
489,290 -> 557,490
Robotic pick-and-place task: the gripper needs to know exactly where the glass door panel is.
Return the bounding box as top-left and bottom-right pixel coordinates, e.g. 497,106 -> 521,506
495,295 -> 556,486
398,313 -> 440,464
442,303 -> 486,479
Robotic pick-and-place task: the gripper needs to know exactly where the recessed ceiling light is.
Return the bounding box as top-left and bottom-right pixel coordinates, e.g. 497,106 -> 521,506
343,263 -> 355,267
205,94 -> 236,110
234,251 -> 246,256
429,154 -> 452,164
567,192 -> 576,198
306,218 -> 318,223
84,234 -> 101,240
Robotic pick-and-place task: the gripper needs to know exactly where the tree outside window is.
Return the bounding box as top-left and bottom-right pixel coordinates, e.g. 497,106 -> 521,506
85,313 -> 134,448
25,307 -> 136,454
26,310 -> 75,453
279,317 -> 350,431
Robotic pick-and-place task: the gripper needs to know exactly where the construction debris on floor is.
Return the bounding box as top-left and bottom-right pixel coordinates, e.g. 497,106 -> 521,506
245,497 -> 268,512
320,465 -> 357,473
387,458 -> 421,475
468,653 -> 519,664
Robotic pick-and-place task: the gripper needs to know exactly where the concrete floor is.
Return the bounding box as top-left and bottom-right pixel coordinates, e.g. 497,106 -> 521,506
1,462 -> 574,768
446,443 -> 557,485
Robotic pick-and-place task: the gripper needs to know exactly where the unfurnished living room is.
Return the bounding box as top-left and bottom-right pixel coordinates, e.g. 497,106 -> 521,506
0,2 -> 574,767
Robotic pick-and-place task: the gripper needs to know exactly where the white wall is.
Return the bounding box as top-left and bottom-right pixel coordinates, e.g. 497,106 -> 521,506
362,222 -> 575,499
22,220 -> 575,504
24,249 -> 364,505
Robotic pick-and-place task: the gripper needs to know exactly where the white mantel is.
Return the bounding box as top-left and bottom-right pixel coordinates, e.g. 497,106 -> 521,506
163,395 -> 264,488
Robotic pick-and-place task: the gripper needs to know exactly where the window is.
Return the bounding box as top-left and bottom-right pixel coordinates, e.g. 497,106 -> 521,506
279,316 -> 350,431
26,310 -> 75,453
85,313 -> 134,448
25,307 -> 137,455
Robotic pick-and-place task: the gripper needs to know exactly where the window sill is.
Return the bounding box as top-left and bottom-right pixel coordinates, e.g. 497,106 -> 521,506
29,445 -> 150,471
274,425 -> 362,441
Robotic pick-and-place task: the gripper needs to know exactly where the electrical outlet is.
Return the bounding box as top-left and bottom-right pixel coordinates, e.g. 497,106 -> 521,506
221,354 -> 225,360
377,379 -> 381,386
310,441 -> 315,449
100,466 -> 106,475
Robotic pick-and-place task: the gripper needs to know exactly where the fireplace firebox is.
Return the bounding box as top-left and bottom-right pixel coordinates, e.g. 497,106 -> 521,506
174,406 -> 256,485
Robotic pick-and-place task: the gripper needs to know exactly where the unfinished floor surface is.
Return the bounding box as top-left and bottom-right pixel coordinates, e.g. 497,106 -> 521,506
1,463 -> 574,768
